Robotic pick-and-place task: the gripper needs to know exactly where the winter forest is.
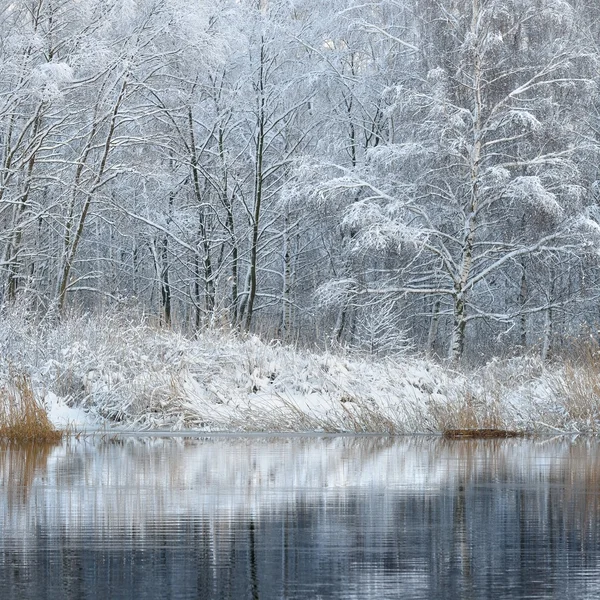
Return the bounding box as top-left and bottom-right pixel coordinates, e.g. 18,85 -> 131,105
2,0 -> 600,365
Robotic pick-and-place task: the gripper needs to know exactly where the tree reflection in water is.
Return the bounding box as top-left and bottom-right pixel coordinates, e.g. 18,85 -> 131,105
0,436 -> 599,599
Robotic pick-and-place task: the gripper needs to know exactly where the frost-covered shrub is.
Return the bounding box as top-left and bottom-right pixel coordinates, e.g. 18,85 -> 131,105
352,302 -> 413,358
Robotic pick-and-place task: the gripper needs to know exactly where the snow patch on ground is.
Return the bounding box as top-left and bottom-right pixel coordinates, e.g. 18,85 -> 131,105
44,391 -> 98,430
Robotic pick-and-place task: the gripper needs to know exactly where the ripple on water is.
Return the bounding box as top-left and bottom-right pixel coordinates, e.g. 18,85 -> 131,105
0,435 -> 599,599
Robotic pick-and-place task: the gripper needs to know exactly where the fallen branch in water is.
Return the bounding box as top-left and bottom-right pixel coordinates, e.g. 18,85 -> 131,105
443,428 -> 523,439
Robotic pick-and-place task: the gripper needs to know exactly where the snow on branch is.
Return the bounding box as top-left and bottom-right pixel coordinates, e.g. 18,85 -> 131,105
480,166 -> 511,191
353,301 -> 413,358
574,209 -> 600,249
499,110 -> 542,132
504,176 -> 563,218
365,143 -> 430,165
342,201 -> 424,252
281,159 -> 358,209
315,279 -> 359,308
540,0 -> 576,27
32,62 -> 74,101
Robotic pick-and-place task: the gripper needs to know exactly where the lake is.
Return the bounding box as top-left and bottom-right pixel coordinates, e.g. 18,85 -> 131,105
1,435 -> 599,599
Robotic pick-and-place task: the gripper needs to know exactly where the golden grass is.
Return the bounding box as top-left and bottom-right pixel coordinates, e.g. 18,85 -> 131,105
0,373 -> 62,442
548,341 -> 600,432
430,390 -> 506,434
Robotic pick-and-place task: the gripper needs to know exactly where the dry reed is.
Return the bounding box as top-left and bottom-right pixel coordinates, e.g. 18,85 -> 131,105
0,373 -> 62,442
547,341 -> 600,432
426,385 -> 521,438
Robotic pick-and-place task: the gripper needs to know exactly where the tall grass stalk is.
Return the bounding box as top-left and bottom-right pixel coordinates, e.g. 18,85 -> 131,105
0,373 -> 62,442
547,342 -> 600,432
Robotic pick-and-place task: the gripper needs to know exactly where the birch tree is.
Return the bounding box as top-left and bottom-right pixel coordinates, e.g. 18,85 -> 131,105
311,0 -> 595,359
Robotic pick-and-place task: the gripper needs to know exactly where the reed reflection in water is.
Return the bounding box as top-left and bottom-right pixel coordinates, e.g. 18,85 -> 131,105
1,436 -> 600,599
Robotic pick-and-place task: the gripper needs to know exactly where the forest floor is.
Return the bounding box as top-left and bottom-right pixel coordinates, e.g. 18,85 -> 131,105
0,309 -> 597,434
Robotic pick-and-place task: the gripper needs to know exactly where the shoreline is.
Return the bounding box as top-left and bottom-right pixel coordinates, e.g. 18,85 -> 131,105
0,312 -> 597,436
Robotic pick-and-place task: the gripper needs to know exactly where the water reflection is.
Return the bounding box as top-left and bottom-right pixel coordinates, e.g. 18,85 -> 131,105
1,436 -> 600,599
0,441 -> 55,507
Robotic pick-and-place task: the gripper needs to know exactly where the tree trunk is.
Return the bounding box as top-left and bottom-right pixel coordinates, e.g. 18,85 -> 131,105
519,259 -> 527,348
427,298 -> 441,354
243,37 -> 267,332
448,0 -> 483,361
188,106 -> 215,324
58,77 -> 128,313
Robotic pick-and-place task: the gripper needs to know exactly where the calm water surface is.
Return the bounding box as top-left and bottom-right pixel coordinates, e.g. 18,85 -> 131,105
1,435 -> 600,599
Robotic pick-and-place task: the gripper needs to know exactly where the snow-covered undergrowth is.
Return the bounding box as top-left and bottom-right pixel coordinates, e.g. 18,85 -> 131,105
0,309 -> 597,433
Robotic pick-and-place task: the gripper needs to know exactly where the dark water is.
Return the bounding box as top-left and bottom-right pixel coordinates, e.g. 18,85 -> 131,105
1,435 -> 600,599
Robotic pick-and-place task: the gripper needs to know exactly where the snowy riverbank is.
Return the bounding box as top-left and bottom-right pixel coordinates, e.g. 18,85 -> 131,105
0,311 -> 596,434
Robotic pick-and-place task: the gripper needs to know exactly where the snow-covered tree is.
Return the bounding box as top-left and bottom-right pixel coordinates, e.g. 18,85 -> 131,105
1,0 -> 600,361
309,0 -> 597,359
